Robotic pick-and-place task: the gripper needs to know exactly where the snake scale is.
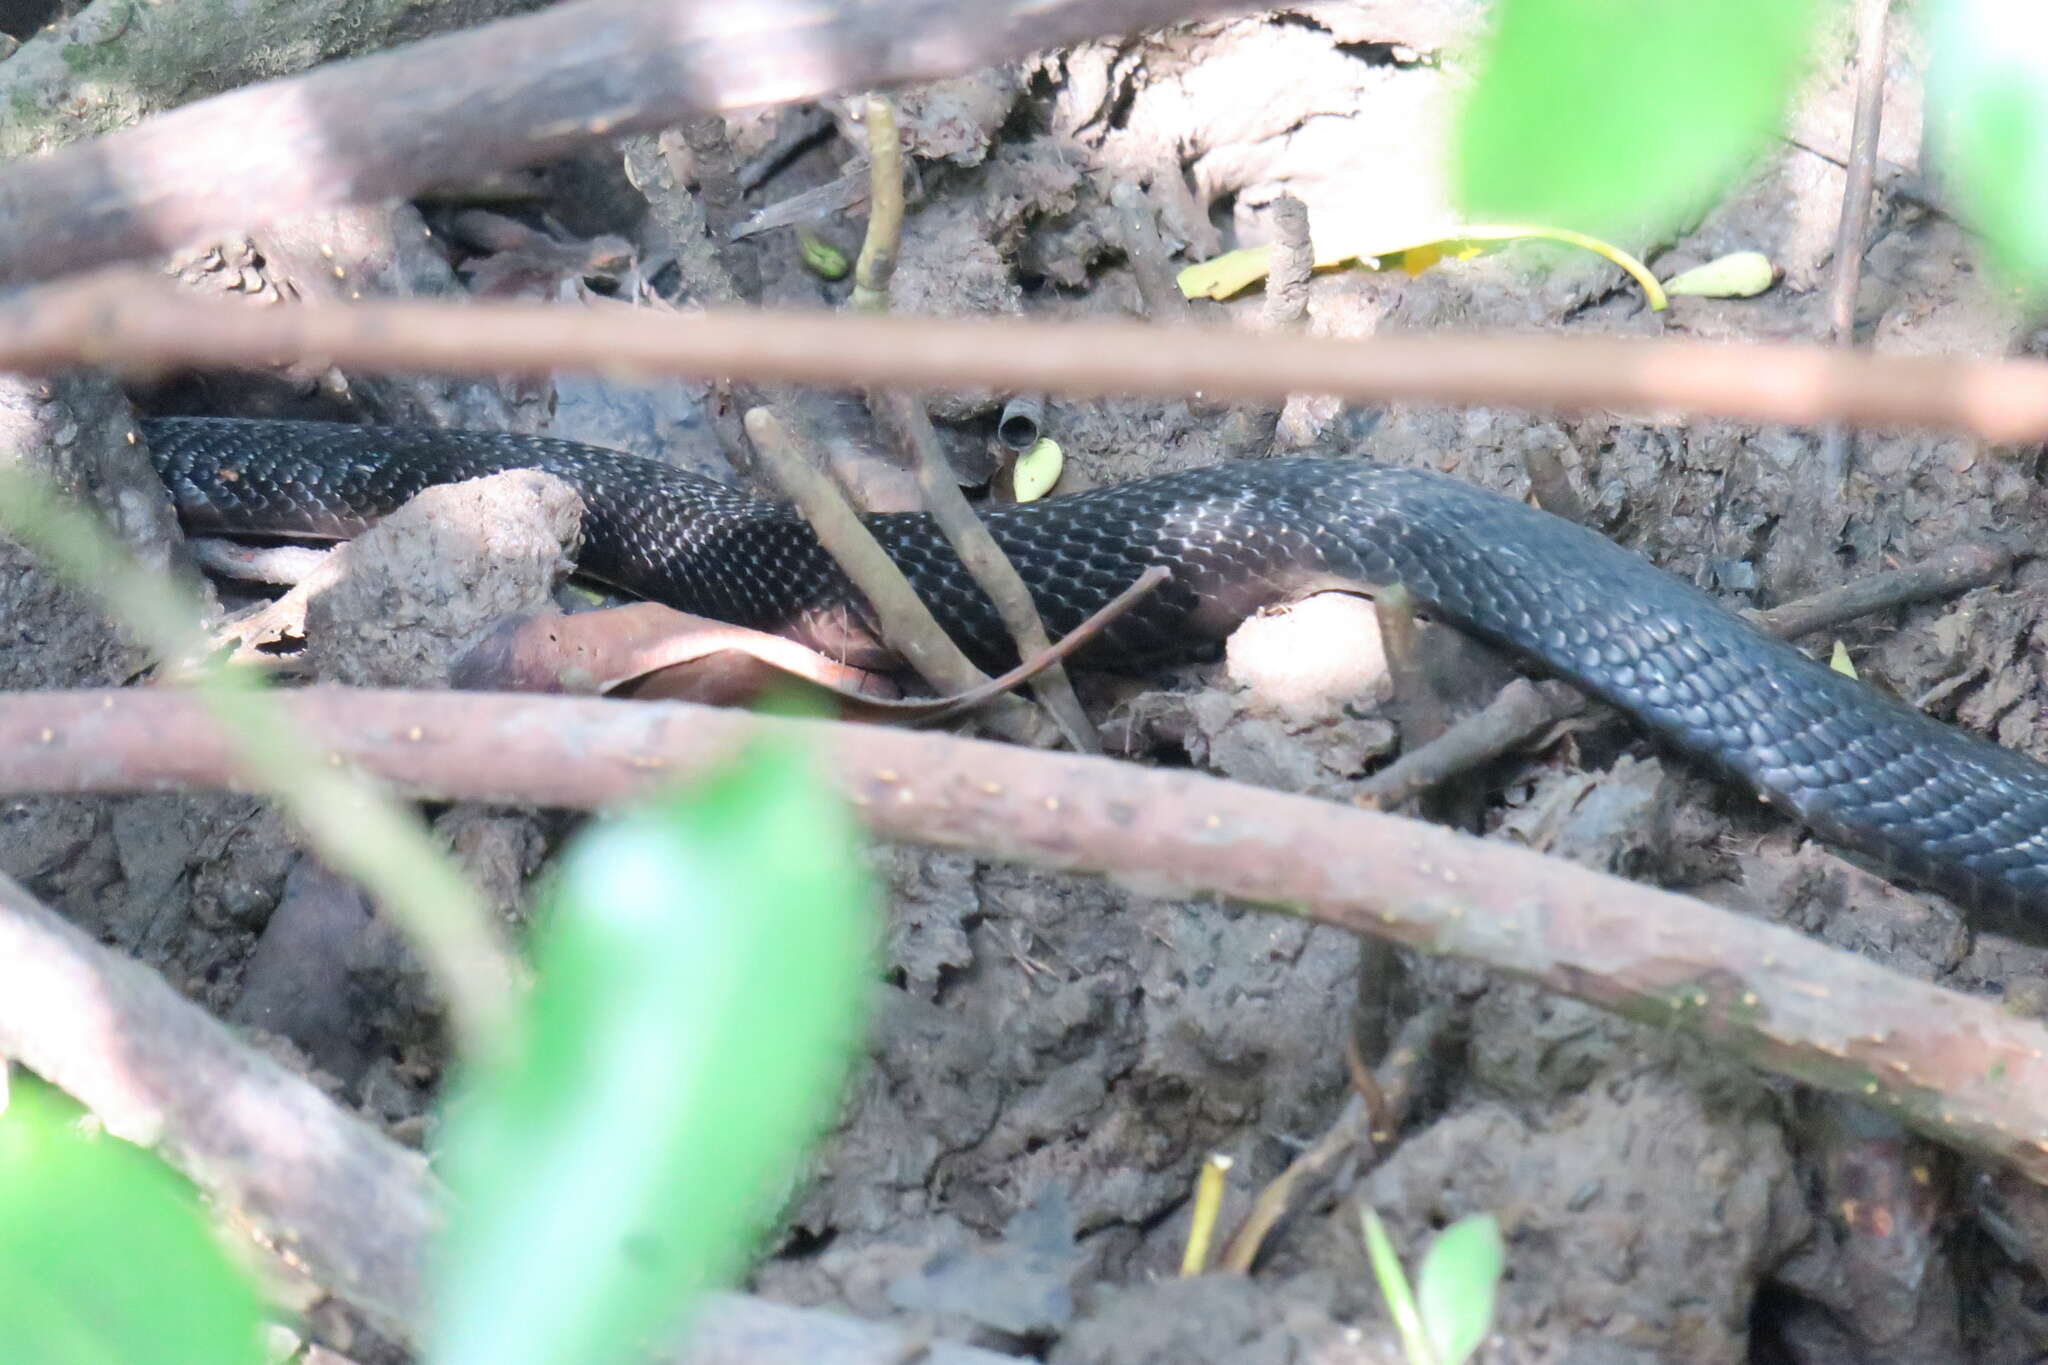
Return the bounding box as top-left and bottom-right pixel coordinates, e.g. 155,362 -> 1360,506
141,415 -> 2048,915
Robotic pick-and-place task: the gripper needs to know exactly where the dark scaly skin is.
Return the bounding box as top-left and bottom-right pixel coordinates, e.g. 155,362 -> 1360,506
143,416 -> 2048,914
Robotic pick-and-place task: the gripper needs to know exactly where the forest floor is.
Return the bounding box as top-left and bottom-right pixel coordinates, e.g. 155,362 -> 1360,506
7,2 -> 2048,1362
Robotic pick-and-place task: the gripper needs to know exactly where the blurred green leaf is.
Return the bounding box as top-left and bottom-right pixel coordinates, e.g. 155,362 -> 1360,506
0,1071 -> 266,1365
1417,1214 -> 1505,1365
1663,249 -> 1778,298
1454,0 -> 1819,236
1929,0 -> 2048,298
430,743 -> 874,1365
1360,1206 -> 1435,1365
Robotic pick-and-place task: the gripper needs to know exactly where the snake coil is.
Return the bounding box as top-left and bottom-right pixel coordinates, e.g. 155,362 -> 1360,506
143,416 -> 2048,915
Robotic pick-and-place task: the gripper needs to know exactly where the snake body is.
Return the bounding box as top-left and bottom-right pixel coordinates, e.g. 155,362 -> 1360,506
142,416 -> 2048,913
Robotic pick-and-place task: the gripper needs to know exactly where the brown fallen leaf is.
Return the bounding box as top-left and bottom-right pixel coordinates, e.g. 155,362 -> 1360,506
449,566 -> 1172,727
450,603 -> 902,713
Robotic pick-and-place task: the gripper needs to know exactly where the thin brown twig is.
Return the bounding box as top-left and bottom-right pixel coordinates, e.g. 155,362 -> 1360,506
1355,679 -> 1587,811
1815,0 -> 1893,490
901,566 -> 1169,727
1342,1026 -> 1391,1134
1218,1005 -> 1451,1273
1746,540 -> 2015,639
8,275 -> 2048,440
875,390 -> 1102,750
6,686 -> 2048,1183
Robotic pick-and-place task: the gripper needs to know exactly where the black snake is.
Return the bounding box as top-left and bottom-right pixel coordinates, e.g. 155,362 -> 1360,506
142,416 -> 2048,915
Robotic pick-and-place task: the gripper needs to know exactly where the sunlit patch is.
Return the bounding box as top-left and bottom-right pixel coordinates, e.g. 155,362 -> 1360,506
1224,591 -> 1390,718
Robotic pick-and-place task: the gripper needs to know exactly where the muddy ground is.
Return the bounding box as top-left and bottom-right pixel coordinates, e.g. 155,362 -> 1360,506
7,2 -> 2048,1362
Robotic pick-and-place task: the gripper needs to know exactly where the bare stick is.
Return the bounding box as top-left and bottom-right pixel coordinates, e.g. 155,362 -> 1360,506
1109,181 -> 1193,324
6,686 -> 2048,1183
676,116 -> 759,302
900,567 -> 1168,726
1355,679 -> 1586,810
742,407 -> 991,699
1746,540 -> 2015,639
8,276 -> 2048,440
1815,0 -> 1893,489
876,389 -> 1102,750
0,0 -> 1257,285
1219,1005 -> 1453,1272
0,0 -> 547,164
853,96 -> 1097,750
848,96 -> 904,316
1222,193 -> 1312,457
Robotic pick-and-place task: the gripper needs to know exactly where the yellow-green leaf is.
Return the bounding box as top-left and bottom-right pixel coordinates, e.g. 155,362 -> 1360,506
1177,224 -> 1666,309
1664,251 -> 1777,298
797,227 -> 850,280
1176,248 -> 1282,301
1012,438 -> 1065,503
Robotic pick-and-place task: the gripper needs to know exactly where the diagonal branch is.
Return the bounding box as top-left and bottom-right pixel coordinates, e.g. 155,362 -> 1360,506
0,869 -> 1022,1363
0,0 -> 1257,285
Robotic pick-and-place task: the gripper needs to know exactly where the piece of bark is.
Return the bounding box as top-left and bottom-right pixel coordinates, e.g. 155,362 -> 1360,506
0,0 -> 553,164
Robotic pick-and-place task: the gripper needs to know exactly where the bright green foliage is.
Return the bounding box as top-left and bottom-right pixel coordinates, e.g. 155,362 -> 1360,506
429,743 -> 875,1365
1454,0 -> 1820,236
1417,1214 -> 1506,1365
0,1072 -> 266,1365
1929,0 -> 2048,299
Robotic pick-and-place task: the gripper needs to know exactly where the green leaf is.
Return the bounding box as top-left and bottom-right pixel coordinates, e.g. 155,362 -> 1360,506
1360,1206 -> 1435,1365
430,743 -> 875,1365
1416,1214 -> 1506,1365
1929,0 -> 2048,298
1663,250 -> 1778,298
0,1071 -> 266,1365
1454,0 -> 1820,236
